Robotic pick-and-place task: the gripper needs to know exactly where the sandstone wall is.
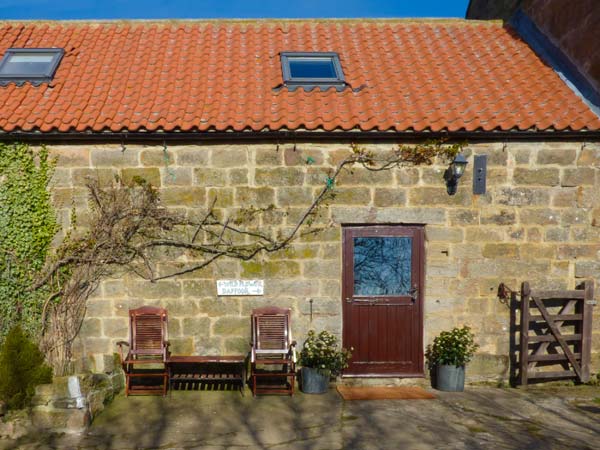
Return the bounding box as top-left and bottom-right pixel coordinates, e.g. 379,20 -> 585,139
46,141 -> 600,380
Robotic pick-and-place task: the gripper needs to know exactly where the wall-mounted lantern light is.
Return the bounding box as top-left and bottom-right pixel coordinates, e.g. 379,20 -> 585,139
444,154 -> 468,195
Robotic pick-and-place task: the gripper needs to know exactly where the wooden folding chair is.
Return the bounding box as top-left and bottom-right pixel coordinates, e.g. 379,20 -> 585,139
250,307 -> 297,396
117,306 -> 170,396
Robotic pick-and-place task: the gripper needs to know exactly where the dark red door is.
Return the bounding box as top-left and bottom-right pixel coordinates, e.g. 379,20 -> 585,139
342,225 -> 424,376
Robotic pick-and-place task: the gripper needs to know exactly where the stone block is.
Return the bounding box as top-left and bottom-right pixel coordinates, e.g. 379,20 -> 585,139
207,187 -> 234,208
277,187 -> 314,206
376,207 -> 446,224
495,187 -> 550,206
169,337 -> 194,355
255,167 -> 304,186
557,244 -> 600,260
396,167 -> 420,185
474,146 -> 508,166
409,187 -> 471,206
193,168 -> 226,186
331,207 -> 375,223
102,318 -> 129,339
319,244 -> 339,259
175,147 -> 210,166
426,226 -> 464,243
267,279 -> 320,297
81,319 -> 102,338
160,187 -> 206,207
284,148 -> 324,166
211,147 -> 248,167
121,167 -> 161,186
373,188 -> 406,207
577,147 -> 600,165
303,260 -> 340,279
240,297 -> 297,315
509,148 -> 531,164
91,148 -> 139,167
240,260 -> 301,278
141,148 -> 170,166
163,298 -> 200,317
337,168 -> 393,186
198,298 -> 240,317
427,261 -> 459,277
71,168 -> 117,186
513,168 -> 559,186
228,168 -> 248,185
49,146 -> 91,167
102,280 -> 127,298
84,338 -> 112,354
519,208 -> 560,225
594,209 -> 600,227
561,168 -> 595,186
544,227 -> 569,242
224,337 -> 249,353
235,187 -> 275,207
518,244 -> 556,259
319,280 -> 341,297
212,316 -> 247,336
329,187 -> 371,205
126,280 -> 182,299
467,354 -> 509,379
86,298 -> 112,318
300,226 -> 340,242
481,208 -> 516,225
51,168 -> 72,187
161,167 -> 193,186
561,209 -> 589,226
255,146 -> 283,166
536,149 -> 577,165
182,317 -> 211,336
552,189 -> 578,207
326,148 -> 353,166
482,243 -> 519,259
449,209 -> 480,225
298,297 -> 339,315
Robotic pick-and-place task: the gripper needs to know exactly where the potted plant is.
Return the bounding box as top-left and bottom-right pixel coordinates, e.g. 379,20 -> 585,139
425,325 -> 479,392
298,330 -> 352,394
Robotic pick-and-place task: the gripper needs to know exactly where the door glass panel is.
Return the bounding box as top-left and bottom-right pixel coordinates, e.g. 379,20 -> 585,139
353,237 -> 412,295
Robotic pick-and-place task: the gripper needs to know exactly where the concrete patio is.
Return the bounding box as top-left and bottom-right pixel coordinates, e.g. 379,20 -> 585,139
2,384 -> 600,449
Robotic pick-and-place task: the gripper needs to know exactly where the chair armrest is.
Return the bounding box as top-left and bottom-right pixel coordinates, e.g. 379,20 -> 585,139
116,341 -> 130,365
250,344 -> 256,363
289,341 -> 297,364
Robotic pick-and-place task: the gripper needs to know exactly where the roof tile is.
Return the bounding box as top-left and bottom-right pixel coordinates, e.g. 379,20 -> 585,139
0,20 -> 598,134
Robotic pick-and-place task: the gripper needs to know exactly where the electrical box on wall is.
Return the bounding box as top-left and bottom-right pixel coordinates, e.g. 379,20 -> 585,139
473,154 -> 487,195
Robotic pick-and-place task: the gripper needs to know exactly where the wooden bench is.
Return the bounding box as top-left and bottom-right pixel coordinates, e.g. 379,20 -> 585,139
167,355 -> 247,395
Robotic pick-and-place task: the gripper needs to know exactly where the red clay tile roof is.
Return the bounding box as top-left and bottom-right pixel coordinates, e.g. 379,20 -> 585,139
0,20 -> 598,134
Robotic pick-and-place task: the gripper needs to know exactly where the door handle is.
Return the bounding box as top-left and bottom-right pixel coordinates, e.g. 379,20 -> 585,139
409,286 -> 419,303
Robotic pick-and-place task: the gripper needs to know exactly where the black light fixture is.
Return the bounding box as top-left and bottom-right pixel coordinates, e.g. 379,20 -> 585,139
444,154 -> 468,195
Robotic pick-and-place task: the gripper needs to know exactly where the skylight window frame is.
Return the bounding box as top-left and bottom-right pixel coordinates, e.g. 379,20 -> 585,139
0,48 -> 65,85
280,52 -> 345,88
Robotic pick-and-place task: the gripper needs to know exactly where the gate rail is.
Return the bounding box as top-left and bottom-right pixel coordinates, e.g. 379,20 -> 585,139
519,280 -> 594,386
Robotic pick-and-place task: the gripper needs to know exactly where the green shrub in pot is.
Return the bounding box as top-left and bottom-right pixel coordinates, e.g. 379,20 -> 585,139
425,326 -> 479,392
298,330 -> 352,394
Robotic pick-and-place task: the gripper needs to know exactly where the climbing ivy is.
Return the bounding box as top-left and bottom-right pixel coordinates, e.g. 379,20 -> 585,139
0,142 -> 58,341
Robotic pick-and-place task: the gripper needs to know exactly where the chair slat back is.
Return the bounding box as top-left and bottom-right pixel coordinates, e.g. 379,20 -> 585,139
252,307 -> 291,351
130,306 -> 168,356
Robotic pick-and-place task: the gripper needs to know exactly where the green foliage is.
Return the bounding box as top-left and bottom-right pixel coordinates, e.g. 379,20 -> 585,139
0,325 -> 52,410
0,142 -> 58,340
425,326 -> 479,368
298,330 -> 352,376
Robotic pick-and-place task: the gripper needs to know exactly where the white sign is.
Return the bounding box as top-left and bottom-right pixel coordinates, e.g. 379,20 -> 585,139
217,279 -> 264,296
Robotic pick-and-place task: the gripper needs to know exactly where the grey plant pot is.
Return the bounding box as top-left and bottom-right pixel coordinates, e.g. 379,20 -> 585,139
436,364 -> 465,392
300,367 -> 330,394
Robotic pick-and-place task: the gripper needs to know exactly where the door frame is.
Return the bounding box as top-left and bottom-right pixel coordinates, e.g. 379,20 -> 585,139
341,224 -> 425,377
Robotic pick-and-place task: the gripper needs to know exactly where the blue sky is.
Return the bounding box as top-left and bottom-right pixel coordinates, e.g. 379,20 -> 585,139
1,0 -> 470,20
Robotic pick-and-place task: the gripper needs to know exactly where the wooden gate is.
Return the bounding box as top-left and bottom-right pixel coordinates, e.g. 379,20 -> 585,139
519,281 -> 594,386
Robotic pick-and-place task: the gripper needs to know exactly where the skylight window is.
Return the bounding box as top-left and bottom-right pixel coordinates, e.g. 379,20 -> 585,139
0,48 -> 64,85
280,52 -> 345,91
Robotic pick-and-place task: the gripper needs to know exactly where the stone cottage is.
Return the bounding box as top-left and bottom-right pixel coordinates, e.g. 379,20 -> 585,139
0,18 -> 599,383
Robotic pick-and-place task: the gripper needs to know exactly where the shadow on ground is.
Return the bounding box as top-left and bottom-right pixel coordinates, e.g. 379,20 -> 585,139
2,385 -> 600,449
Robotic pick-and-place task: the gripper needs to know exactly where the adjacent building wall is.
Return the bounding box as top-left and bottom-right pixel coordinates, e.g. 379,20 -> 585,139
46,140 -> 600,381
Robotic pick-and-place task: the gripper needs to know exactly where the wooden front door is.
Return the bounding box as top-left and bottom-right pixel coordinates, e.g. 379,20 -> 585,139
342,225 -> 424,376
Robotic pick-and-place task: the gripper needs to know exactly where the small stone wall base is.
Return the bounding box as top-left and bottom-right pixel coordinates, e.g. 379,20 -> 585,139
0,371 -> 123,439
